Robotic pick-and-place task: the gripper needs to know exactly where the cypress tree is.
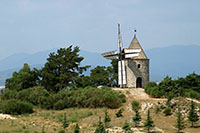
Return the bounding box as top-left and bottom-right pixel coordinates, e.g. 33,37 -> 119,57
188,100 -> 199,127
74,123 -> 80,133
144,109 -> 154,133
122,120 -> 132,133
63,113 -> 69,129
95,117 -> 106,133
104,109 -> 111,128
176,106 -> 185,133
133,110 -> 141,127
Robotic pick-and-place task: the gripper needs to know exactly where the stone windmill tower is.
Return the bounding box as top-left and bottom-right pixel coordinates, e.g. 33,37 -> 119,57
124,33 -> 149,88
102,24 -> 149,88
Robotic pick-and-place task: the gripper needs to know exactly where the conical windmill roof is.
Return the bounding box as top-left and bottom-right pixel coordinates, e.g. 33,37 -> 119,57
128,35 -> 148,59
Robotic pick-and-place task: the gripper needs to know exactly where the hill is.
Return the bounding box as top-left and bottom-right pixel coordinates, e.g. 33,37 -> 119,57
0,88 -> 199,133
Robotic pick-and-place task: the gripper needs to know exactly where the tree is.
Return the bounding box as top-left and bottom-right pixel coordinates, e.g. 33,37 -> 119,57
115,108 -> 123,117
74,123 -> 80,133
144,109 -> 154,133
94,117 -> 106,133
5,63 -> 39,91
122,120 -> 132,133
131,100 -> 139,112
90,66 -> 110,87
104,109 -> 111,128
63,113 -> 69,129
176,106 -> 185,133
133,110 -> 141,127
188,100 -> 199,127
40,46 -> 89,92
163,107 -> 172,116
109,59 -> 119,87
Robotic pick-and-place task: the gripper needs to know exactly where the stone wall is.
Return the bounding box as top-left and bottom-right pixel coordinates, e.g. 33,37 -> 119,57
125,59 -> 149,88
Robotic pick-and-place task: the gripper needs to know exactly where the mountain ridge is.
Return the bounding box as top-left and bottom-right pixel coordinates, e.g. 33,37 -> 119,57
0,45 -> 200,85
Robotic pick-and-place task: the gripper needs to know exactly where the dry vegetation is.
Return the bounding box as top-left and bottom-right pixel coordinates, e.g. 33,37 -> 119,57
0,88 -> 200,133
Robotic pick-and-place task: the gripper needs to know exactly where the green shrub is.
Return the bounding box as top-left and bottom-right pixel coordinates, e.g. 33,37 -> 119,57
58,129 -> 65,133
0,99 -> 33,115
116,108 -> 124,117
1,89 -> 17,100
131,100 -> 139,112
163,107 -> 172,116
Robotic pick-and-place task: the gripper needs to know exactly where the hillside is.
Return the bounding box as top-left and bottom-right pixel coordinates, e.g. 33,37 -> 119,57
0,88 -> 199,133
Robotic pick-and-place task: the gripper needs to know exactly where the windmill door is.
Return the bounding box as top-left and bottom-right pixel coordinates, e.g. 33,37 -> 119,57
136,77 -> 142,88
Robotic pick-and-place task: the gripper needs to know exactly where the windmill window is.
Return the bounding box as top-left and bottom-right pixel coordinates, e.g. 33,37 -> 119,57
138,64 -> 141,68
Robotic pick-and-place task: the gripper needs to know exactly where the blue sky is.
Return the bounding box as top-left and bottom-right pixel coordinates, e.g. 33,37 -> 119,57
0,0 -> 200,59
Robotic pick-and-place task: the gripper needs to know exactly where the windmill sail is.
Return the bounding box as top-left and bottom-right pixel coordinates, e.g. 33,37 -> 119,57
118,60 -> 126,85
101,50 -> 118,59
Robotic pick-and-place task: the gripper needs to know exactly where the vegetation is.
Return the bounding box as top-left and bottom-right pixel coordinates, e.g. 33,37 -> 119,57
63,113 -> 68,129
144,109 -> 154,133
145,73 -> 200,99
1,86 -> 123,110
131,100 -> 139,112
74,123 -> 80,133
115,108 -> 124,117
188,100 -> 199,127
0,99 -> 33,115
1,46 -> 123,114
122,120 -> 132,133
94,117 -> 106,133
132,110 -> 141,127
176,106 -> 185,133
104,109 -> 111,128
163,107 -> 172,116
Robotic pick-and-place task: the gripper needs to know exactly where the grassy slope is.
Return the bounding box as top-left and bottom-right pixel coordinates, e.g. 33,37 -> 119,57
0,88 -> 200,133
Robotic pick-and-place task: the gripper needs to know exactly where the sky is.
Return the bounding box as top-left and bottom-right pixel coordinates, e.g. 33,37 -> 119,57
0,0 -> 200,60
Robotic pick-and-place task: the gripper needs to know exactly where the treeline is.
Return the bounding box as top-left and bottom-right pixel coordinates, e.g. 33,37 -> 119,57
0,46 -> 123,114
5,46 -> 118,92
145,73 -> 200,99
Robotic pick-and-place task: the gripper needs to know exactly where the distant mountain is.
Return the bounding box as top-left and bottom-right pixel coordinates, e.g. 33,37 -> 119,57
0,48 -> 110,85
0,45 -> 200,85
146,45 -> 200,81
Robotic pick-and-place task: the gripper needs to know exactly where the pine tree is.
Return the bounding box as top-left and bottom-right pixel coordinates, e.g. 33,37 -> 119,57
176,106 -> 185,133
95,117 -> 106,133
188,100 -> 199,127
115,108 -> 123,117
104,110 -> 111,128
133,110 -> 141,127
63,113 -> 69,129
74,123 -> 80,133
122,120 -> 132,133
144,109 -> 154,133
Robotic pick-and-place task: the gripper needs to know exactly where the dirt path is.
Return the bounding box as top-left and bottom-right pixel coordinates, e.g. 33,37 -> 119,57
113,88 -> 166,101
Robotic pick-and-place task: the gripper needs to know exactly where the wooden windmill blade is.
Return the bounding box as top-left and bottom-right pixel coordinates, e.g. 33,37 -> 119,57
118,60 -> 126,85
101,50 -> 119,60
124,48 -> 141,59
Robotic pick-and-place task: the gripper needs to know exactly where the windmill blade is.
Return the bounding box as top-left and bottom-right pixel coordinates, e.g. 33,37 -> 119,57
125,53 -> 139,58
118,60 -> 127,85
124,49 -> 141,54
101,50 -> 119,59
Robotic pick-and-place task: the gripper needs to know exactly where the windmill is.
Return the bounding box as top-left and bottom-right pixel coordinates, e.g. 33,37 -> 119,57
101,24 -> 141,88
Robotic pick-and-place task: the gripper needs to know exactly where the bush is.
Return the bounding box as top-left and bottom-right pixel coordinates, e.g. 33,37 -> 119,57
131,100 -> 139,112
1,86 -> 124,110
163,107 -> 172,116
0,99 -> 33,115
116,108 -> 124,117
